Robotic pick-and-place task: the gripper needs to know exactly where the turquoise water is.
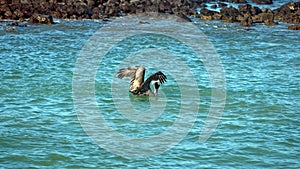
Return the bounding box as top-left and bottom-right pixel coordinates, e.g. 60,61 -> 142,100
1,10 -> 300,169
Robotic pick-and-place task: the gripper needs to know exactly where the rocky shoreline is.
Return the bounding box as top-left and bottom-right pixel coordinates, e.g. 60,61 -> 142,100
1,0 -> 299,30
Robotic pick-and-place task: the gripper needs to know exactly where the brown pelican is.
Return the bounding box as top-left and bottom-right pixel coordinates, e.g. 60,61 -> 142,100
117,66 -> 167,96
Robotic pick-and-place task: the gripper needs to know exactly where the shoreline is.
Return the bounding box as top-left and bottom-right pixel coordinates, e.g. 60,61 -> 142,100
1,0 -> 299,30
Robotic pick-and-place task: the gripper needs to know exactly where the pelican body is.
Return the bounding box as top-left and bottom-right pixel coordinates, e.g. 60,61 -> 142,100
117,66 -> 167,96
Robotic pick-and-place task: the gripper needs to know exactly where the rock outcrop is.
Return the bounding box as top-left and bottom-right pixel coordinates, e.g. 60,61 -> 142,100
273,2 -> 300,25
288,24 -> 300,30
0,0 -> 299,29
29,14 -> 53,24
196,1 -> 299,29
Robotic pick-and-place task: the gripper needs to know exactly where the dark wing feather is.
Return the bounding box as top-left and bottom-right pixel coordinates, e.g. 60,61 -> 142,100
155,71 -> 167,84
139,71 -> 167,93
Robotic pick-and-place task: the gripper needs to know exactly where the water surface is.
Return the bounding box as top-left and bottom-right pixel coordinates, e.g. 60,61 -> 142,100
1,6 -> 299,169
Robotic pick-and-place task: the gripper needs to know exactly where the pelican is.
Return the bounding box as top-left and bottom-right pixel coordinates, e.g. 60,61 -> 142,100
117,66 -> 167,96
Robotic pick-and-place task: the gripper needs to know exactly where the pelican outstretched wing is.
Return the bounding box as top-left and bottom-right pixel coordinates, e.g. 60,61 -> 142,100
139,71 -> 167,93
150,71 -> 167,84
117,66 -> 145,92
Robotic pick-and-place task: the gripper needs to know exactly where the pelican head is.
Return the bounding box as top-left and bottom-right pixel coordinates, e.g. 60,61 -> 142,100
152,80 -> 160,96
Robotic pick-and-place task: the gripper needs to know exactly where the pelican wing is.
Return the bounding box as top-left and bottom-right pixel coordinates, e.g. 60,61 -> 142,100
139,71 -> 167,93
117,66 -> 145,92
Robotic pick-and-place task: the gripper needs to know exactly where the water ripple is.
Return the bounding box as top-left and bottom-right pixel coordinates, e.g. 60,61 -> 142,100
1,15 -> 300,168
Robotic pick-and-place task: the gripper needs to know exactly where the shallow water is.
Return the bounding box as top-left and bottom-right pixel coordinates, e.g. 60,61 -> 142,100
1,5 -> 300,169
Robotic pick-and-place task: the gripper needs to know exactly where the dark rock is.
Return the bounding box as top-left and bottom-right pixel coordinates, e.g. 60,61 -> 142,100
199,3 -> 207,8
240,17 -> 252,26
7,21 -> 18,26
87,0 -> 95,7
199,14 -> 213,21
85,7 -> 94,16
22,5 -> 32,18
218,3 -> 228,8
2,4 -> 13,19
0,0 -> 7,5
259,12 -> 274,22
159,0 -> 172,13
13,8 -> 24,20
200,8 -> 217,16
20,0 -> 29,4
238,4 -> 262,16
288,24 -> 300,30
199,8 -> 218,20
220,6 -> 240,22
213,13 -> 222,20
273,2 -> 300,25
75,5 -> 86,17
29,14 -> 54,24
7,21 -> 27,27
264,19 -> 278,26
144,4 -> 158,13
251,8 -> 278,25
252,0 -> 273,5
91,13 -> 99,19
261,8 -> 271,13
211,4 -> 217,9
92,7 -> 100,15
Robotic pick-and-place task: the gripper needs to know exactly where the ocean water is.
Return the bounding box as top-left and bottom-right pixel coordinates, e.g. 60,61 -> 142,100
1,3 -> 299,169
